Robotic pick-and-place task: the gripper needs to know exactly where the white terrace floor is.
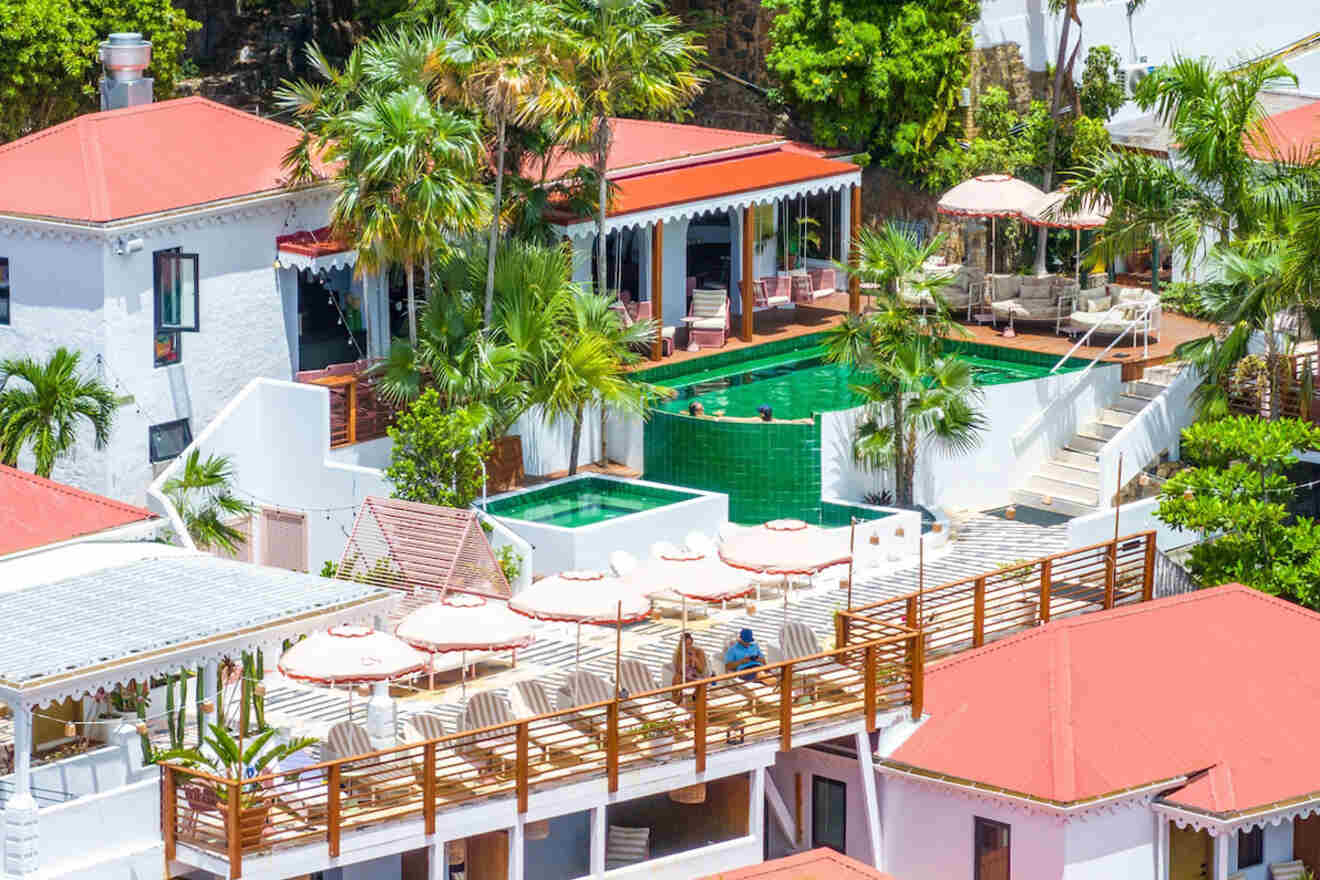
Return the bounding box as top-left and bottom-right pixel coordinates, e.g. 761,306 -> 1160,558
259,512 -> 1067,748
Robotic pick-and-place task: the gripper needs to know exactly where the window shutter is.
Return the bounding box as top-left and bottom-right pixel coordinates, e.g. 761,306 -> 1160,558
154,252 -> 200,332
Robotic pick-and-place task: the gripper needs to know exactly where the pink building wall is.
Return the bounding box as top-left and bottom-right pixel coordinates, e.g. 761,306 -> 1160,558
769,747 -> 875,864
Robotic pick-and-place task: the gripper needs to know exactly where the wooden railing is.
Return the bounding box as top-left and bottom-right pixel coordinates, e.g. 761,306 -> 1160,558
1224,352 -> 1319,423
161,627 -> 920,878
307,373 -> 398,448
838,532 -> 1156,661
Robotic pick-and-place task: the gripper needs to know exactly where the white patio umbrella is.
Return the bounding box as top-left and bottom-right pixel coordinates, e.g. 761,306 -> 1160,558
1022,189 -> 1111,281
509,571 -> 653,700
395,594 -> 536,695
719,519 -> 853,607
936,174 -> 1046,274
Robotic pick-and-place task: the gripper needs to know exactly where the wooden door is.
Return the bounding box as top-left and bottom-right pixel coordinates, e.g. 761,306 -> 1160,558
261,508 -> 307,571
1169,823 -> 1211,880
974,817 -> 1010,880
1296,815 -> 1320,877
465,830 -> 509,880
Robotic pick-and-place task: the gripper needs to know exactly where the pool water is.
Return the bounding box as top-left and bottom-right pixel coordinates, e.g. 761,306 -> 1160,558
482,477 -> 699,528
655,342 -> 1080,421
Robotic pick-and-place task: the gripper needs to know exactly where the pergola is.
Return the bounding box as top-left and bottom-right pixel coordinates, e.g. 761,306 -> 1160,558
0,543 -> 397,820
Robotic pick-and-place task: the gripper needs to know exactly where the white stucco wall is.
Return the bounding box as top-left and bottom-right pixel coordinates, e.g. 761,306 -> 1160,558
769,748 -> 877,864
1065,495 -> 1190,551
821,364 -> 1124,511
1228,820 -> 1295,880
0,190 -> 335,506
1062,805 -> 1156,880
38,777 -> 162,880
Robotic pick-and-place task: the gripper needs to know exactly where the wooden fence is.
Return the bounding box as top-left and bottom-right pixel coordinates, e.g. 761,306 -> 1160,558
1224,352 -> 1319,423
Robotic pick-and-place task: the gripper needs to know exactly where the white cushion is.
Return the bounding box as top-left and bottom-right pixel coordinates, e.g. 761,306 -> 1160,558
764,295 -> 791,307
690,317 -> 725,330
606,826 -> 649,870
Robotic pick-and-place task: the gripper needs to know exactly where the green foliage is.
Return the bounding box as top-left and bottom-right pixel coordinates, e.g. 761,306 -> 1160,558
763,0 -> 976,177
494,544 -> 522,584
1157,416 -> 1320,607
164,671 -> 190,751
0,0 -> 199,142
0,347 -> 116,478
163,450 -> 256,554
385,391 -> 493,508
1079,45 -> 1125,121
1158,281 -> 1213,320
157,724 -> 317,804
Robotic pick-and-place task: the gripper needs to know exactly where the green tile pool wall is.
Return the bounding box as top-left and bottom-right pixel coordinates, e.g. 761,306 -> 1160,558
644,409 -> 822,525
483,476 -> 698,519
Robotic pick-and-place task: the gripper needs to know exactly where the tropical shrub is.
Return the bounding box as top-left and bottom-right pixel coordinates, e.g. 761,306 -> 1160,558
385,392 -> 493,509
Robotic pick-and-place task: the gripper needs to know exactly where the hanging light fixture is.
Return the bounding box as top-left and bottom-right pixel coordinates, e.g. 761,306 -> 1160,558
931,523 -> 944,534
525,820 -> 550,841
1041,495 -> 1053,506
868,533 -> 880,545
894,527 -> 905,538
254,682 -> 266,697
446,840 -> 467,865
1004,505 -> 1017,520
135,721 -> 149,736
64,721 -> 77,738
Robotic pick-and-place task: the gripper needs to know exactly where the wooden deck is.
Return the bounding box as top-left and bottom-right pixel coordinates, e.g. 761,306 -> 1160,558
631,291 -> 1216,380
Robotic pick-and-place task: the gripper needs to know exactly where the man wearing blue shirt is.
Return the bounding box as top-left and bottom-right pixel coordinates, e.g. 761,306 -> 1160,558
724,628 -> 766,681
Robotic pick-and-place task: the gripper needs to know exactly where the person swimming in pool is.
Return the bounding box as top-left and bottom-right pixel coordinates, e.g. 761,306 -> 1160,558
757,405 -> 773,422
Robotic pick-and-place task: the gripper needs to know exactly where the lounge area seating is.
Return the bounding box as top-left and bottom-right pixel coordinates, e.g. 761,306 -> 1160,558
789,270 -> 834,305
990,274 -> 1075,332
1067,285 -> 1161,341
753,278 -> 793,311
900,262 -> 984,319
632,301 -> 674,356
683,288 -> 730,349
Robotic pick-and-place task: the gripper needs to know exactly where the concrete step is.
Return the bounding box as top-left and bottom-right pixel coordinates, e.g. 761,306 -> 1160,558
1026,475 -> 1099,506
1097,408 -> 1135,428
1054,448 -> 1100,468
1038,461 -> 1101,489
1123,380 -> 1167,400
1064,434 -> 1106,455
1079,421 -> 1121,441
1111,394 -> 1152,414
1010,489 -> 1096,518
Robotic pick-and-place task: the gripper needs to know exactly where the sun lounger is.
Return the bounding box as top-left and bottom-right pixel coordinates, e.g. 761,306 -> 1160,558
777,621 -> 861,698
683,289 -> 729,348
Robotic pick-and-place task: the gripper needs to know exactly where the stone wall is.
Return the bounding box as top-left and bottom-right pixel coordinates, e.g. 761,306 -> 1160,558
961,42 -> 1051,137
671,0 -> 771,85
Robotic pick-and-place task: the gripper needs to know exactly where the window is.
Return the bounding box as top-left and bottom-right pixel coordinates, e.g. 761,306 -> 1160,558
0,257 -> 9,325
1237,827 -> 1264,869
974,817 -> 1011,880
153,248 -> 199,366
811,776 -> 846,854
148,418 -> 192,462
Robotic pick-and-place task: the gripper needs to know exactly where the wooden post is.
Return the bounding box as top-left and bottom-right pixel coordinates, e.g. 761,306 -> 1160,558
779,663 -> 794,752
227,781 -> 242,880
909,634 -> 925,721
606,703 -> 619,793
650,221 -> 665,361
863,645 -> 877,732
694,682 -> 708,773
1039,559 -> 1052,623
1104,539 -> 1117,610
516,722 -> 529,814
345,377 -> 358,446
423,742 -> 437,835
741,206 -> 755,342
848,184 -> 862,314
1142,531 -> 1157,603
905,596 -> 918,630
834,612 -> 848,652
327,764 -> 341,858
972,577 -> 986,647
794,774 -> 804,845
162,768 -> 177,863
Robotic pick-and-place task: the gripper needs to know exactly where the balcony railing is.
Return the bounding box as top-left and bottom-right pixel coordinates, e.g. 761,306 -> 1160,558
1224,352 -> 1319,423
160,532 -> 1157,879
303,368 -> 398,448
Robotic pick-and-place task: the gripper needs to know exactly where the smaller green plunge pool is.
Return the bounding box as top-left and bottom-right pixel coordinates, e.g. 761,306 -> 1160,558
481,476 -> 700,528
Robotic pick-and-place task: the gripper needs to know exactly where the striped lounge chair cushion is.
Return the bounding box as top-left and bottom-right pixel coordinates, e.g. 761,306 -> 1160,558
618,659 -> 656,696
605,826 -> 649,870
779,621 -> 820,660
411,712 -> 447,740
513,680 -> 556,716
326,722 -> 372,760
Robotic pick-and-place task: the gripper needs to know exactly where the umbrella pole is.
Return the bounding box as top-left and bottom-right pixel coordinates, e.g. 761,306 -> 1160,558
428,655 -> 434,692
461,650 -> 466,698
574,622 -> 582,706
991,217 -> 996,274
1075,228 -> 1081,283
847,518 -> 856,609
614,601 -> 622,701
681,597 -> 688,686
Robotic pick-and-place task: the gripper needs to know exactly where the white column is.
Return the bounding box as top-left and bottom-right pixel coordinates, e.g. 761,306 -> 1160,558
1155,815 -> 1169,880
729,210 -> 743,317
1214,832 -> 1229,880
638,226 -> 652,303
750,768 -> 766,853
508,819 -> 525,880
590,805 -> 607,877
4,701 -> 39,877
366,613 -> 395,748
839,187 -> 853,280
855,730 -> 883,868
661,217 -> 690,330
430,839 -> 448,880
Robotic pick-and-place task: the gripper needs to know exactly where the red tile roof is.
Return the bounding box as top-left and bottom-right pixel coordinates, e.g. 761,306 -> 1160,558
1247,99 -> 1320,162
0,465 -> 156,556
888,585 -> 1320,816
537,118 -> 782,182
0,97 -> 328,223
698,849 -> 894,880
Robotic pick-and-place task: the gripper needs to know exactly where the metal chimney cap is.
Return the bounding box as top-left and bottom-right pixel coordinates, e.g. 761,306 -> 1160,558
99,32 -> 152,84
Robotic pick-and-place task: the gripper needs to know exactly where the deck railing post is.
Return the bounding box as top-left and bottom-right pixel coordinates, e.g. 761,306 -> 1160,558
834,612 -> 848,652
227,781 -> 242,880
694,683 -> 708,772
906,633 -> 925,721
346,376 -> 358,446
1142,531 -> 1157,602
162,767 -> 177,863
423,742 -> 437,835
863,645 -> 877,732
1105,538 -> 1117,609
606,703 -> 620,793
779,663 -> 794,752
905,596 -> 918,629
516,722 -> 529,814
1039,559 -> 1052,623
973,577 -> 986,647
327,764 -> 341,859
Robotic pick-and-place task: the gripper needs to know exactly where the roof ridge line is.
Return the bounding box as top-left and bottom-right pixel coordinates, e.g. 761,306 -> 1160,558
1049,627 -> 1076,802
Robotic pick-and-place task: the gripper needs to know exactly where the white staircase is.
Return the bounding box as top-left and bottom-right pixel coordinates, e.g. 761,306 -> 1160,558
1012,365 -> 1182,516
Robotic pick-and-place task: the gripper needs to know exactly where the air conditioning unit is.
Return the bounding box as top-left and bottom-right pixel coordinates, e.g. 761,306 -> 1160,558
1119,62 -> 1155,98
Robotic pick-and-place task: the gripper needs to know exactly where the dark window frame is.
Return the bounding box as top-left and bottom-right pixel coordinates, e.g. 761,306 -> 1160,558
1237,826 -> 1264,869
810,775 -> 847,854
153,247 -> 199,366
148,418 -> 193,463
0,256 -> 10,326
974,816 -> 1011,880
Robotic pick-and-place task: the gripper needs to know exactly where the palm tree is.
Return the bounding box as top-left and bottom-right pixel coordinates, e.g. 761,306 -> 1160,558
539,0 -> 705,296
163,450 -> 256,554
0,348 -> 115,478
845,341 -> 987,508
443,0 -> 565,325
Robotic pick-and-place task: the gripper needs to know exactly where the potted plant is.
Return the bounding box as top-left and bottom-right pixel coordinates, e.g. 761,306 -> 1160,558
158,724 -> 317,849
633,719 -> 678,756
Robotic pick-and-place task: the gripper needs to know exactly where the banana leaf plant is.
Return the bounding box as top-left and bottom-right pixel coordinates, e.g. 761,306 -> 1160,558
157,724 -> 317,808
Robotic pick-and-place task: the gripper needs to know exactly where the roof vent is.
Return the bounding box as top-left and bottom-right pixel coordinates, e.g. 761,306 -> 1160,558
99,33 -> 153,111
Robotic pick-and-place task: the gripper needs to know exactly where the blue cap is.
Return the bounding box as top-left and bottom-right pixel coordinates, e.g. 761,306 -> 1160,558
757,405 -> 771,416
739,628 -> 755,643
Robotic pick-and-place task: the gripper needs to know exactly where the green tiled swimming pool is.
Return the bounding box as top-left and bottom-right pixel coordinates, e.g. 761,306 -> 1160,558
482,476 -> 699,528
652,338 -> 1082,420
